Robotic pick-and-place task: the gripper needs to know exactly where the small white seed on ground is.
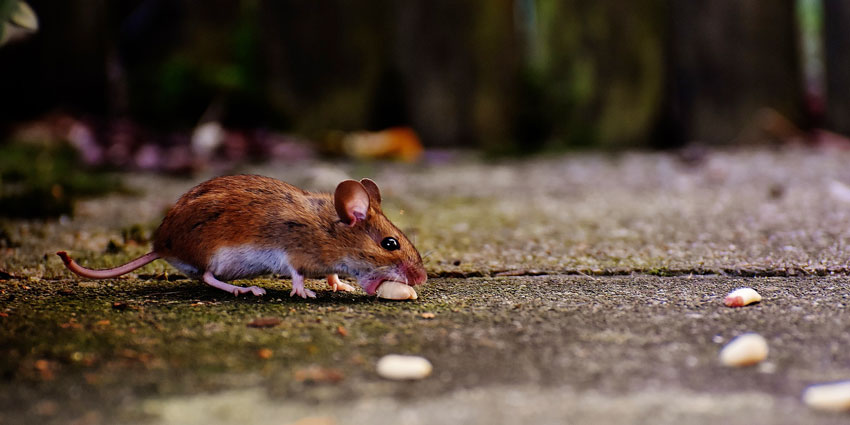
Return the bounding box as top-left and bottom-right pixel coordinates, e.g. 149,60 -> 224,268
376,281 -> 418,300
719,333 -> 769,367
803,381 -> 850,412
376,354 -> 432,380
724,287 -> 762,307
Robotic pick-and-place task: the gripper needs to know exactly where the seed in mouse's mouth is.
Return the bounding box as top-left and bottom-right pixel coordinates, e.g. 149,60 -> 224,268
375,280 -> 417,300
364,278 -> 396,295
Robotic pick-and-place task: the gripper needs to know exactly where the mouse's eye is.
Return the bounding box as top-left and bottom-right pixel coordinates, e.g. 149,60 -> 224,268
381,237 -> 400,251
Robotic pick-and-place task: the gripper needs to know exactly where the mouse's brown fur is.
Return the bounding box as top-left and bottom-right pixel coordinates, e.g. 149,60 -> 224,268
155,174 -> 422,280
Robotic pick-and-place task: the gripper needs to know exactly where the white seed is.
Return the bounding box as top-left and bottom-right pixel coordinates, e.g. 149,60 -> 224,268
724,287 -> 762,307
803,381 -> 850,412
719,333 -> 769,367
376,354 -> 432,380
376,281 -> 418,300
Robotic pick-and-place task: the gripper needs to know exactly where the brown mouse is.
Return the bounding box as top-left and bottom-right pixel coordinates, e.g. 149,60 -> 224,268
57,175 -> 427,298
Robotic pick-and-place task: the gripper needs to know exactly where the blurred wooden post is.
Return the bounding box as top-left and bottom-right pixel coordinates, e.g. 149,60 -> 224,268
393,0 -> 518,148
525,0 -> 667,149
664,0 -> 806,145
823,0 -> 850,135
260,0 -> 519,148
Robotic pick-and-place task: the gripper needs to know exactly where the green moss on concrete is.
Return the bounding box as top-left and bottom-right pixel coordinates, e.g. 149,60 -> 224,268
0,276 -> 464,409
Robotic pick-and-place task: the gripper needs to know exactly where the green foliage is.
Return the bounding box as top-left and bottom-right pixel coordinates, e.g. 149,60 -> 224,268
0,0 -> 16,21
0,143 -> 126,218
0,0 -> 38,46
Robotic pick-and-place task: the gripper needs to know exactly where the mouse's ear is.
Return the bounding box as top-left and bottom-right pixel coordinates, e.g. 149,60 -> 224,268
359,178 -> 382,206
334,180 -> 370,226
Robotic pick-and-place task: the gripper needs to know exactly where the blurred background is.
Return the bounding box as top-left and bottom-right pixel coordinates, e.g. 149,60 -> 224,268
0,0 -> 848,215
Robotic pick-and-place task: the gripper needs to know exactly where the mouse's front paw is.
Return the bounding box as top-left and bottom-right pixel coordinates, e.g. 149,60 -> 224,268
335,281 -> 357,292
327,274 -> 357,292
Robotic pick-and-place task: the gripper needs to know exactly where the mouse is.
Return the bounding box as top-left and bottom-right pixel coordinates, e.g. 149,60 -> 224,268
56,175 -> 427,299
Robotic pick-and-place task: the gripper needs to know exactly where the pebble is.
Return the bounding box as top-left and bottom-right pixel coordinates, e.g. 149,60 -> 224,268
803,381 -> 850,412
724,287 -> 762,307
719,333 -> 769,367
247,317 -> 282,328
376,354 -> 432,380
376,281 -> 418,300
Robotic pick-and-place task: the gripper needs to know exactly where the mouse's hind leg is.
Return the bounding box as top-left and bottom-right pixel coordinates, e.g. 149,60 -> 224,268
202,271 -> 266,296
289,270 -> 316,299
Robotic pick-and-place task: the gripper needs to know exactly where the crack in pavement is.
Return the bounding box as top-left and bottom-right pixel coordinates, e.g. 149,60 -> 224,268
431,266 -> 850,279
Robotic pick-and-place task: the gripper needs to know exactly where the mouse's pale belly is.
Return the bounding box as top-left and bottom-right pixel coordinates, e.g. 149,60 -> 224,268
167,246 -> 295,281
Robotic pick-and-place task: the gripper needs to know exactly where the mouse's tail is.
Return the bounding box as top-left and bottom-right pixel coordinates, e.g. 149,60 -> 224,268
56,251 -> 160,279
